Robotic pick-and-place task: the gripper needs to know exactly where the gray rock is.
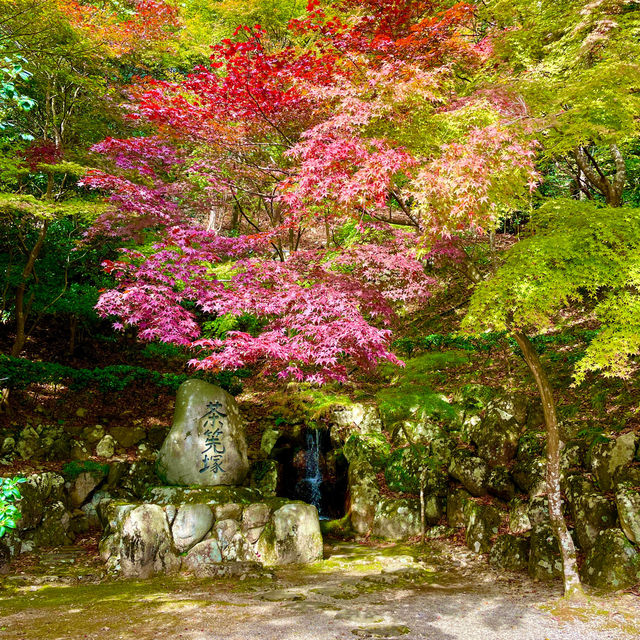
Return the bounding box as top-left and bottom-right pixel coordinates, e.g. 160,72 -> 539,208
249,460 -> 278,497
470,407 -> 522,466
508,498 -> 532,534
172,503 -> 214,552
448,450 -> 489,497
213,502 -> 243,521
487,467 -> 516,501
242,503 -> 271,530
348,458 -> 380,535
446,487 -> 471,529
257,503 -> 323,565
528,524 -> 562,581
81,424 -> 105,445
489,534 -> 530,572
212,518 -> 255,562
616,483 -> 640,544
465,503 -> 501,554
512,456 -> 546,497
68,470 -> 107,508
588,432 -> 638,491
105,504 -> 180,578
260,428 -> 280,457
96,435 -> 116,458
581,529 -> 640,591
372,498 -> 421,541
157,380 -> 249,486
329,404 -> 382,446
109,425 -> 146,449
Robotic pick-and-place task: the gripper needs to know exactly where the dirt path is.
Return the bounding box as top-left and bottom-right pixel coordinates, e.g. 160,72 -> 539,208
1,541 -> 638,640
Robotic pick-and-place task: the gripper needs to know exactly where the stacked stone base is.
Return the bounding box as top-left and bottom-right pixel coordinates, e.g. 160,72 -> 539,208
98,486 -> 323,578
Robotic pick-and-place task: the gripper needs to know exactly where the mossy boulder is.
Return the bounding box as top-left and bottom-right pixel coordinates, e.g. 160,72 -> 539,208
344,433 -> 390,470
156,379 -> 249,486
487,467 -> 516,501
512,456 -> 546,497
528,524 -> 562,581
448,449 -> 489,497
101,503 -> 181,578
489,534 -> 530,572
384,446 -> 446,495
348,458 -> 380,535
372,498 -> 421,540
570,490 -> 617,550
465,502 -> 502,554
588,432 -> 638,492
508,498 -> 532,534
249,460 -> 278,497
616,483 -> 640,544
469,406 -> 523,467
581,529 -> 640,591
446,487 -> 472,529
256,503 -> 323,565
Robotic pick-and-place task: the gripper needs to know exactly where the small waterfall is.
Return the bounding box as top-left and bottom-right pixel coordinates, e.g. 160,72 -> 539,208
301,429 -> 323,515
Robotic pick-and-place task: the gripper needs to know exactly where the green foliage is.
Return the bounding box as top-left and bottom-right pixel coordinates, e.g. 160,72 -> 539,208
376,352 -> 467,427
343,433 -> 391,470
0,476 -> 26,538
384,446 -> 440,494
463,199 -> 640,381
0,356 -> 250,395
61,460 -> 110,481
483,0 -> 640,155
202,313 -> 264,339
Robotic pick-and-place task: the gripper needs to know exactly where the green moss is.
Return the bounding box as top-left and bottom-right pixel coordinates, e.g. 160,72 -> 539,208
320,515 -> 354,539
343,433 -> 390,470
61,460 -> 110,481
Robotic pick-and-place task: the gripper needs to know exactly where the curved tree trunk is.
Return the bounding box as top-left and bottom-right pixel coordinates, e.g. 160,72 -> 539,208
513,332 -> 584,598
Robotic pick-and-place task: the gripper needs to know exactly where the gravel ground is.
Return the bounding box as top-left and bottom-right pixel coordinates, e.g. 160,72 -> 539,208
1,541 -> 638,640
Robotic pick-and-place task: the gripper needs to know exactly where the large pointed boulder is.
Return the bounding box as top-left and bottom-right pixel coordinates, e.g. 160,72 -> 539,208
157,380 -> 249,486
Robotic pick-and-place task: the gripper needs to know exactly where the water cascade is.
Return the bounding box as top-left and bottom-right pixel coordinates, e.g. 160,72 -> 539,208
301,429 -> 323,515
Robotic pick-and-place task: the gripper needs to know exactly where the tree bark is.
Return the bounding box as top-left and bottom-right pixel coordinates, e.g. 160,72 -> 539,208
10,220 -> 49,357
513,332 -> 584,598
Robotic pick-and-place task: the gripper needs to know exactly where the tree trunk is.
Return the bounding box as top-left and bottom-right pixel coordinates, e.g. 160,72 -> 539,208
10,220 -> 49,358
513,332 -> 584,598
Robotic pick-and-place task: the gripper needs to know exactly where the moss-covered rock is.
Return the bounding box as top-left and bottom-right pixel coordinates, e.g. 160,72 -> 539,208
101,503 -> 181,578
528,524 -> 562,581
348,458 -> 380,536
257,502 -> 323,565
489,534 -> 530,572
508,498 -> 532,534
249,460 -> 278,497
588,432 -> 638,492
581,529 -> 640,591
465,502 -> 501,554
344,433 -> 390,470
372,498 -> 421,541
616,483 -> 640,544
144,485 -> 262,506
487,467 -> 516,501
512,456 -> 546,497
469,407 -> 522,467
446,487 -> 472,529
448,449 -> 489,497
384,446 -> 446,495
570,490 -> 617,550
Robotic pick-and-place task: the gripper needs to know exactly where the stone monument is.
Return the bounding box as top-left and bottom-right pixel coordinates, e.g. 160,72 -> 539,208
99,379 -> 323,578
157,379 -> 249,486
